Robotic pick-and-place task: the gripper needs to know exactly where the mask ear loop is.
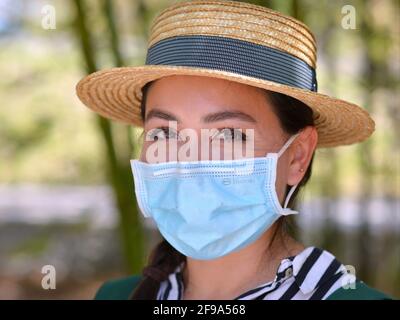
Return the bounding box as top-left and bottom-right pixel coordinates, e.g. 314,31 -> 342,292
276,133 -> 300,159
283,183 -> 298,208
281,184 -> 299,216
275,132 -> 301,216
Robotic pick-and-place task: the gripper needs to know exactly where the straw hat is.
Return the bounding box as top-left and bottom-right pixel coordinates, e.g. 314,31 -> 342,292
76,0 -> 375,148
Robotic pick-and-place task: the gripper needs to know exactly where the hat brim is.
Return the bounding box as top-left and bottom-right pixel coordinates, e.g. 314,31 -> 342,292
76,65 -> 374,148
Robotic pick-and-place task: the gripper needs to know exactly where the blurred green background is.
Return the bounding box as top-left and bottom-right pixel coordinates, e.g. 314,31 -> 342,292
0,0 -> 398,299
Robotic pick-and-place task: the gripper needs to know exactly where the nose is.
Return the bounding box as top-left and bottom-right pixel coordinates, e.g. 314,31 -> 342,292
176,177 -> 222,224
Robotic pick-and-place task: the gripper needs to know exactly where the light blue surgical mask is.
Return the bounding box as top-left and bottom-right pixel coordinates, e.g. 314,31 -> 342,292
131,133 -> 300,260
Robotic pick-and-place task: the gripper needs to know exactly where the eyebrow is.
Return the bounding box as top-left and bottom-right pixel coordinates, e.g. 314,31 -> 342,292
145,108 -> 256,124
145,108 -> 179,123
202,110 -> 257,123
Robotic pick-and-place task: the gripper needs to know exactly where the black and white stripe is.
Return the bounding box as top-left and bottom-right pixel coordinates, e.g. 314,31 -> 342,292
157,247 -> 351,300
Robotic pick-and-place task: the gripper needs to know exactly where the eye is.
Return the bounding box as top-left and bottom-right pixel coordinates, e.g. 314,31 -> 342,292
212,128 -> 247,141
146,127 -> 179,141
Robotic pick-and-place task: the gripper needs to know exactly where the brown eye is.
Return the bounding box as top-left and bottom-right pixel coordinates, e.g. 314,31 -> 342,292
212,128 -> 247,141
146,127 -> 178,141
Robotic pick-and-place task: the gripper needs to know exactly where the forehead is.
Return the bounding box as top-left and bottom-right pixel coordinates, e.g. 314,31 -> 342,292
144,75 -> 280,127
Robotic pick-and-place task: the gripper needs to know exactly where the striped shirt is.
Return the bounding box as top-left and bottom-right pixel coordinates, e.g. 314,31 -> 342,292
156,246 -> 354,300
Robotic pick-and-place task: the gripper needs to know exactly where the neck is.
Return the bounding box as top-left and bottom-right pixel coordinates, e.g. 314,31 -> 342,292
181,228 -> 304,300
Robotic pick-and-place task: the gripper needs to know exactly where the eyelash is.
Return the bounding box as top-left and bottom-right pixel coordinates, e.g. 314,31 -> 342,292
146,127 -> 247,141
212,128 -> 248,141
146,126 -> 178,141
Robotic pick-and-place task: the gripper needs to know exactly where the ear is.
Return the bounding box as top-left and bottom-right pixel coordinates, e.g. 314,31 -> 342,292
287,126 -> 318,186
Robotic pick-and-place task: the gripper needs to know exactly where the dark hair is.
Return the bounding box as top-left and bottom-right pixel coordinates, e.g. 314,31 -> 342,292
130,80 -> 315,299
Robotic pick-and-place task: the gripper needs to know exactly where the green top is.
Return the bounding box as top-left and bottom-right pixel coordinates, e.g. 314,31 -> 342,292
94,275 -> 142,300
94,275 -> 393,300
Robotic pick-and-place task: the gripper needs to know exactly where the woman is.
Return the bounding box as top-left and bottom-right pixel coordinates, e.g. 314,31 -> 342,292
76,0 -> 391,300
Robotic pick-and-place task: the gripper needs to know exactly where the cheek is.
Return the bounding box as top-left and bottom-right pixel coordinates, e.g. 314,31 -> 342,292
275,157 -> 289,201
140,140 -> 179,163
252,136 -> 277,157
139,143 -> 148,161
251,126 -> 285,157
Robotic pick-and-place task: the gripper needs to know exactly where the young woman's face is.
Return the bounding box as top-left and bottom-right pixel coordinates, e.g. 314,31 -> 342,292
140,75 -> 315,204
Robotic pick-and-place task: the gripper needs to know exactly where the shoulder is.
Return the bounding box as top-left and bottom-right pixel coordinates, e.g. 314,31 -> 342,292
94,275 -> 142,300
326,280 -> 393,300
